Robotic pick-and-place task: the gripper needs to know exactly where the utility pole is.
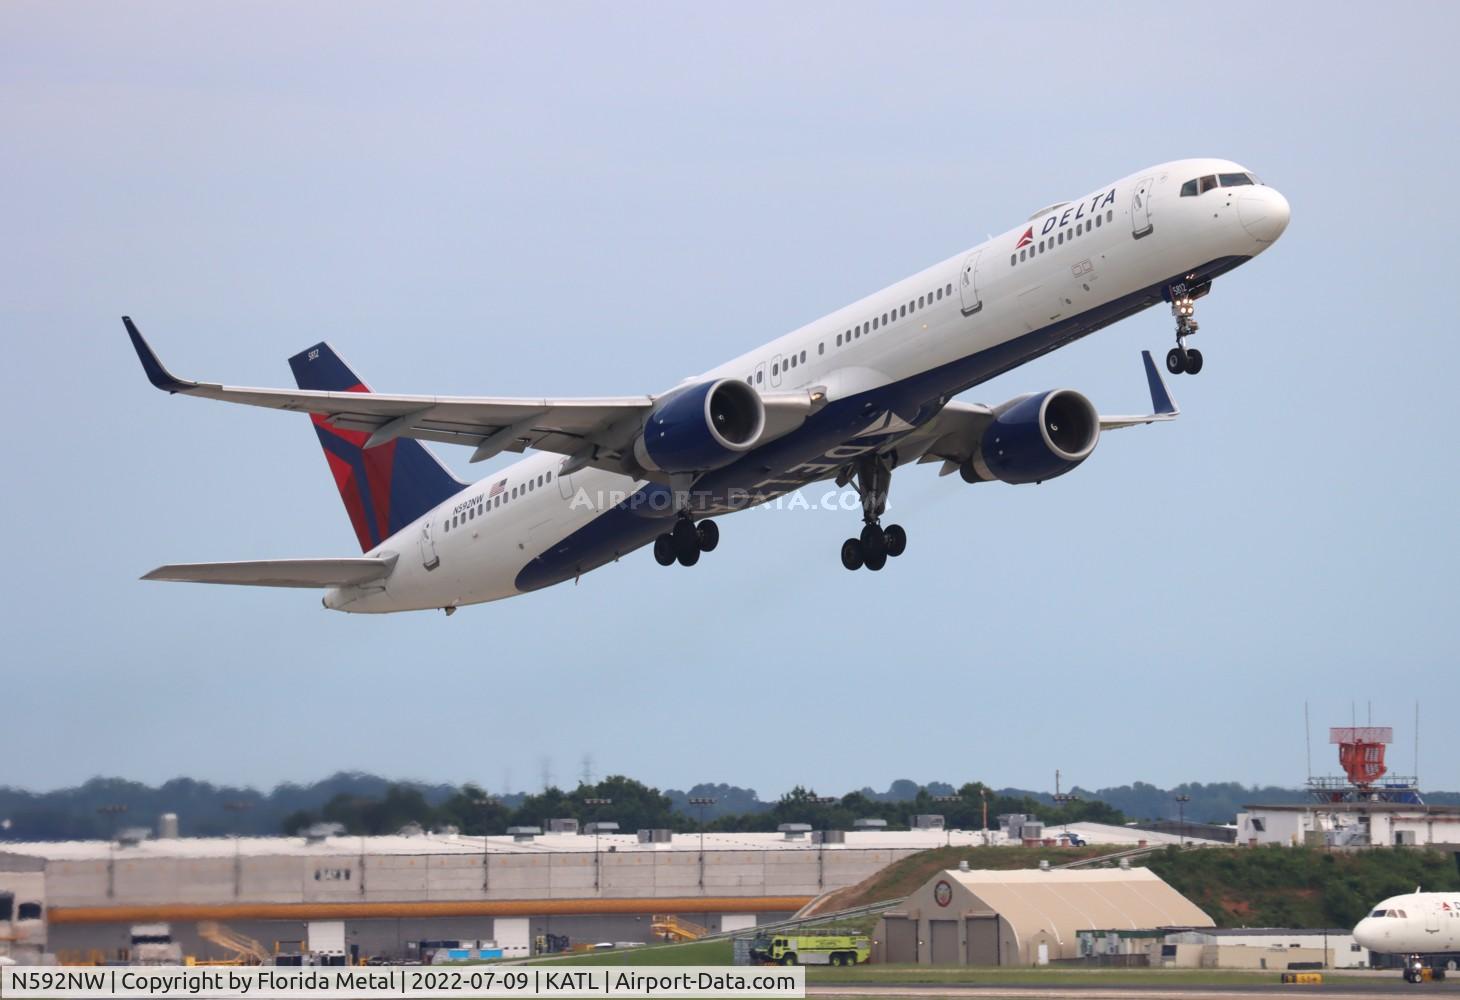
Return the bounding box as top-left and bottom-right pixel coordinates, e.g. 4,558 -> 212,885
811,797 -> 837,889
688,797 -> 717,890
1052,793 -> 1080,838
223,800 -> 253,899
583,798 -> 612,891
471,795 -> 500,892
1174,794 -> 1191,846
97,804 -> 128,899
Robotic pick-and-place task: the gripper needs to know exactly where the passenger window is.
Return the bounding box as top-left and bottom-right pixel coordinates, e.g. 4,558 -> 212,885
818,342 -> 824,355
1094,214 -> 1101,227
547,471 -> 552,481
872,317 -> 879,330
756,370 -> 763,383
882,312 -> 888,324
772,363 -> 778,375
1010,254 -> 1016,266
800,350 -> 806,362
936,288 -> 942,299
918,295 -> 924,308
1106,209 -> 1113,222
946,283 -> 952,295
899,305 -> 906,318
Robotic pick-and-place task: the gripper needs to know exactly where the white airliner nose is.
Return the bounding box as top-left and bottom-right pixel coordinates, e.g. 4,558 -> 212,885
1238,187 -> 1291,243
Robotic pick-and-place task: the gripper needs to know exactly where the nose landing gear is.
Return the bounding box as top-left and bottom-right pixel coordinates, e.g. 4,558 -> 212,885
839,453 -> 908,572
1165,286 -> 1206,375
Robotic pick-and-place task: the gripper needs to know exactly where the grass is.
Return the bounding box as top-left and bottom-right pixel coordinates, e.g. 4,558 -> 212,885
806,965 -> 1376,986
526,939 -> 733,966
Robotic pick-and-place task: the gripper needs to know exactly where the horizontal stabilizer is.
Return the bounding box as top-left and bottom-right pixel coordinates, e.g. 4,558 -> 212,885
142,555 -> 397,588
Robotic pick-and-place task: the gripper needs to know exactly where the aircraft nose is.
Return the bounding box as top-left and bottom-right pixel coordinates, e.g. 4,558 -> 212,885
1238,186 -> 1290,243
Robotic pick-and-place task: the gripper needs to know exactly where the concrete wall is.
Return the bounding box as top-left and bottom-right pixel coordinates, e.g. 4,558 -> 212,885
37,847 -> 910,908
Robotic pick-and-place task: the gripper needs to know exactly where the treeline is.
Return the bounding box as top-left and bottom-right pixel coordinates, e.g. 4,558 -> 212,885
5,772 -> 1456,842
1146,844 -> 1460,928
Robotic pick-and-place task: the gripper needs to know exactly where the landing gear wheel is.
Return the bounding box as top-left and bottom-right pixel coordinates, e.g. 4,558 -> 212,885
863,548 -> 887,571
1166,347 -> 1187,375
1184,348 -> 1204,374
653,534 -> 676,566
696,519 -> 719,552
671,518 -> 700,565
859,522 -> 887,561
884,523 -> 907,557
840,538 -> 864,571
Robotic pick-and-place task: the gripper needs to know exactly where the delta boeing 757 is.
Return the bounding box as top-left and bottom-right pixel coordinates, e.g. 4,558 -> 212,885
127,158 -> 1289,614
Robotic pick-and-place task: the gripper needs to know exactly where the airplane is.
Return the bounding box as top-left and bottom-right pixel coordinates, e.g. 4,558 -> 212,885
1353,891 -> 1460,981
126,157 -> 1290,614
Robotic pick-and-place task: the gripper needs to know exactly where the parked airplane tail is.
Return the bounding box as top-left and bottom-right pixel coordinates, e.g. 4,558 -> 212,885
288,343 -> 467,552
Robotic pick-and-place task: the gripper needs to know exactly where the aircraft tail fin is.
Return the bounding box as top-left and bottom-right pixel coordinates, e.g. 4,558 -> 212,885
288,343 -> 467,552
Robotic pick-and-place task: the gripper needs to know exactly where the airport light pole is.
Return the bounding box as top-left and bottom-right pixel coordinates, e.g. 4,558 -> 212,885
97,804 -> 128,899
583,798 -> 612,891
932,795 -> 960,848
688,797 -> 716,890
223,800 -> 253,898
1174,794 -> 1191,847
1052,793 -> 1080,839
811,796 -> 838,889
470,796 -> 500,892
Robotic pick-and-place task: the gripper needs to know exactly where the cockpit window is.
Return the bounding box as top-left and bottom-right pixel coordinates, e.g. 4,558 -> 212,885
1180,175 -> 1220,197
1371,909 -> 1389,917
1219,172 -> 1255,187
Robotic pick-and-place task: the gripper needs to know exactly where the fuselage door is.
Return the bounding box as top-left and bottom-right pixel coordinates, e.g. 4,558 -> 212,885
959,250 -> 983,315
1131,176 -> 1154,238
419,518 -> 440,571
557,470 -> 575,501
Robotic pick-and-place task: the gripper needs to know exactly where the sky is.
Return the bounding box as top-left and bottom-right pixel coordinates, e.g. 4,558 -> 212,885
2,2 -> 1457,800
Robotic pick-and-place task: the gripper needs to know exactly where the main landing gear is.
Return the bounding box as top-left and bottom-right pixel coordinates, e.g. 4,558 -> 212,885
653,515 -> 719,568
839,452 -> 908,572
1165,287 -> 1205,375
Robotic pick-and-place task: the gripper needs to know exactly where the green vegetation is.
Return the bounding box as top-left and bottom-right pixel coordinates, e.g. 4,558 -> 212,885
528,939 -> 732,966
806,966 -> 1374,986
828,845 -> 1110,911
1146,843 -> 1460,928
831,841 -> 1460,930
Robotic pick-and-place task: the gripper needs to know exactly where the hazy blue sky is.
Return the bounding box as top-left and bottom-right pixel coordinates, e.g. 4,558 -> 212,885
3,3 -> 1456,799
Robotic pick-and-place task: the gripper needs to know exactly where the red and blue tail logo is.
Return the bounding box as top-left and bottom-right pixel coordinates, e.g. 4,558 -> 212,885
288,344 -> 466,553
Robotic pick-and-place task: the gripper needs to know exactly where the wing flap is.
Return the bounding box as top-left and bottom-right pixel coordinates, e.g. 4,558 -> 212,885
142,556 -> 396,588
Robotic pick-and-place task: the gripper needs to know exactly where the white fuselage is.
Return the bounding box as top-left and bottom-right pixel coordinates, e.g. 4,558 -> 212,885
328,158 -> 1288,612
1355,892 -> 1460,956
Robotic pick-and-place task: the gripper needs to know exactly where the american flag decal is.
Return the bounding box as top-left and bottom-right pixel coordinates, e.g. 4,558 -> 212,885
488,478 -> 507,498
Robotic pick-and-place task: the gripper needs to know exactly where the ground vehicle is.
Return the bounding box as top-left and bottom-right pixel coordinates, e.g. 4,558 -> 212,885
749,932 -> 869,966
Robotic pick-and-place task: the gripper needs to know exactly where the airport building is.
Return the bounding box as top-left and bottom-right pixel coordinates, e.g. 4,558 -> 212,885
1236,803 -> 1460,848
872,866 -> 1213,966
0,819 -> 1202,964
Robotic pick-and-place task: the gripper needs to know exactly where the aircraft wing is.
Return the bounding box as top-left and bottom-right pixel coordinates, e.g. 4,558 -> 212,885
1097,350 -> 1181,430
911,350 -> 1179,474
125,318 -> 655,471
142,556 -> 397,588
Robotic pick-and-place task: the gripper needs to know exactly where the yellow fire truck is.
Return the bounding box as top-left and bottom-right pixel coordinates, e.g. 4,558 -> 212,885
749,932 -> 870,966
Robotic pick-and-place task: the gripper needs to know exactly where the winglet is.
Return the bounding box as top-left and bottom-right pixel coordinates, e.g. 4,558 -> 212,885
123,317 -> 195,393
1141,350 -> 1179,417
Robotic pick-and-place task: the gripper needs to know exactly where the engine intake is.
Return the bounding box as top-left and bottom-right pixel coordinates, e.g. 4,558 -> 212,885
964,389 -> 1099,485
634,378 -> 766,474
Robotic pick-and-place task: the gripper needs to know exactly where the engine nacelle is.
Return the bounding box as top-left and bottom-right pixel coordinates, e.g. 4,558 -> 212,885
633,378 -> 766,474
964,389 -> 1099,485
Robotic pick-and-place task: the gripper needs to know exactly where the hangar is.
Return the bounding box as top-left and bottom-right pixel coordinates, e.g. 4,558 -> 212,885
874,866 -> 1213,966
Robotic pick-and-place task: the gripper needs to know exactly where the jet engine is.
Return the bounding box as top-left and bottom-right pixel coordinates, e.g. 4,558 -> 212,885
633,378 -> 766,474
961,389 -> 1099,485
